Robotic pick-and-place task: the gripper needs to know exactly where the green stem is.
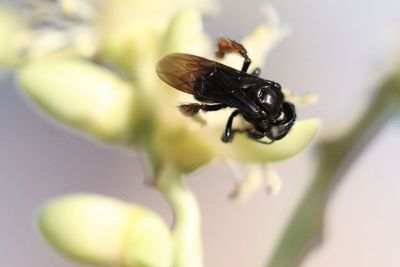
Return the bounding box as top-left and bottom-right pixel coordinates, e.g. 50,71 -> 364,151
157,164 -> 203,267
265,70 -> 400,267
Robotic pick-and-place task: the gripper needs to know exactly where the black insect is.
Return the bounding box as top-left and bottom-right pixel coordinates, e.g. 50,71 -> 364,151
156,38 -> 296,144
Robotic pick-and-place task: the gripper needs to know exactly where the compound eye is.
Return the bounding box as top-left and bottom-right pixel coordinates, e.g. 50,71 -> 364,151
273,82 -> 281,90
259,87 -> 283,115
260,90 -> 273,105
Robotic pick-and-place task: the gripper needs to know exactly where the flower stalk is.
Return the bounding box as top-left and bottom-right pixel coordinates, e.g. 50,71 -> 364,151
265,68 -> 400,267
156,164 -> 203,267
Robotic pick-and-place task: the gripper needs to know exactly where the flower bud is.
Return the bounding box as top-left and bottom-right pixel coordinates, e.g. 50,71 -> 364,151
18,57 -> 135,142
220,119 -> 320,162
38,194 -> 173,267
161,7 -> 210,56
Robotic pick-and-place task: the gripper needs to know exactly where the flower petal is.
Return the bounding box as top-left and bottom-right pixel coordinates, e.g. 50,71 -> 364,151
218,119 -> 320,162
230,165 -> 264,202
17,57 -> 135,142
219,5 -> 288,71
161,6 -> 211,56
38,194 -> 173,267
242,5 -> 289,69
98,0 -> 185,87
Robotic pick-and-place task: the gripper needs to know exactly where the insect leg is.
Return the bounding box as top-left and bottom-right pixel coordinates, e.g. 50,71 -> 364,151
215,38 -> 252,73
229,128 -> 274,144
246,130 -> 274,144
179,103 -> 228,116
221,110 -> 241,143
252,138 -> 274,145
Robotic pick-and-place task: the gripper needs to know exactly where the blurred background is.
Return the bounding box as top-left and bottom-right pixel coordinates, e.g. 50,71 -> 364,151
1,0 -> 400,267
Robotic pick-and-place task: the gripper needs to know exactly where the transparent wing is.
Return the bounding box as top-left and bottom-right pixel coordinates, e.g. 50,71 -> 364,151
156,53 -> 216,94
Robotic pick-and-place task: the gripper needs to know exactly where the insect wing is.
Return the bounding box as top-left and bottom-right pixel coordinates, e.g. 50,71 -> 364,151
156,53 -> 216,94
157,53 -> 267,116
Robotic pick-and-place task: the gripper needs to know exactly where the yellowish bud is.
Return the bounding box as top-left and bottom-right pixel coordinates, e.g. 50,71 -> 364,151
38,194 -> 173,267
220,119 -> 320,162
18,57 -> 135,142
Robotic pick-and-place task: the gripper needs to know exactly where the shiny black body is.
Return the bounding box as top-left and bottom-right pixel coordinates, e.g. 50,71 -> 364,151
156,39 -> 296,144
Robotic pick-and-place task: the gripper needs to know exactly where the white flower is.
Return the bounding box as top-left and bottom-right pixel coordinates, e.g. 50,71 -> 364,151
0,1 -> 320,266
3,0 -> 320,177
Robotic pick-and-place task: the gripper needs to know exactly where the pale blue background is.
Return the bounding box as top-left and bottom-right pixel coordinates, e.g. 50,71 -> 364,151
1,1 -> 400,267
